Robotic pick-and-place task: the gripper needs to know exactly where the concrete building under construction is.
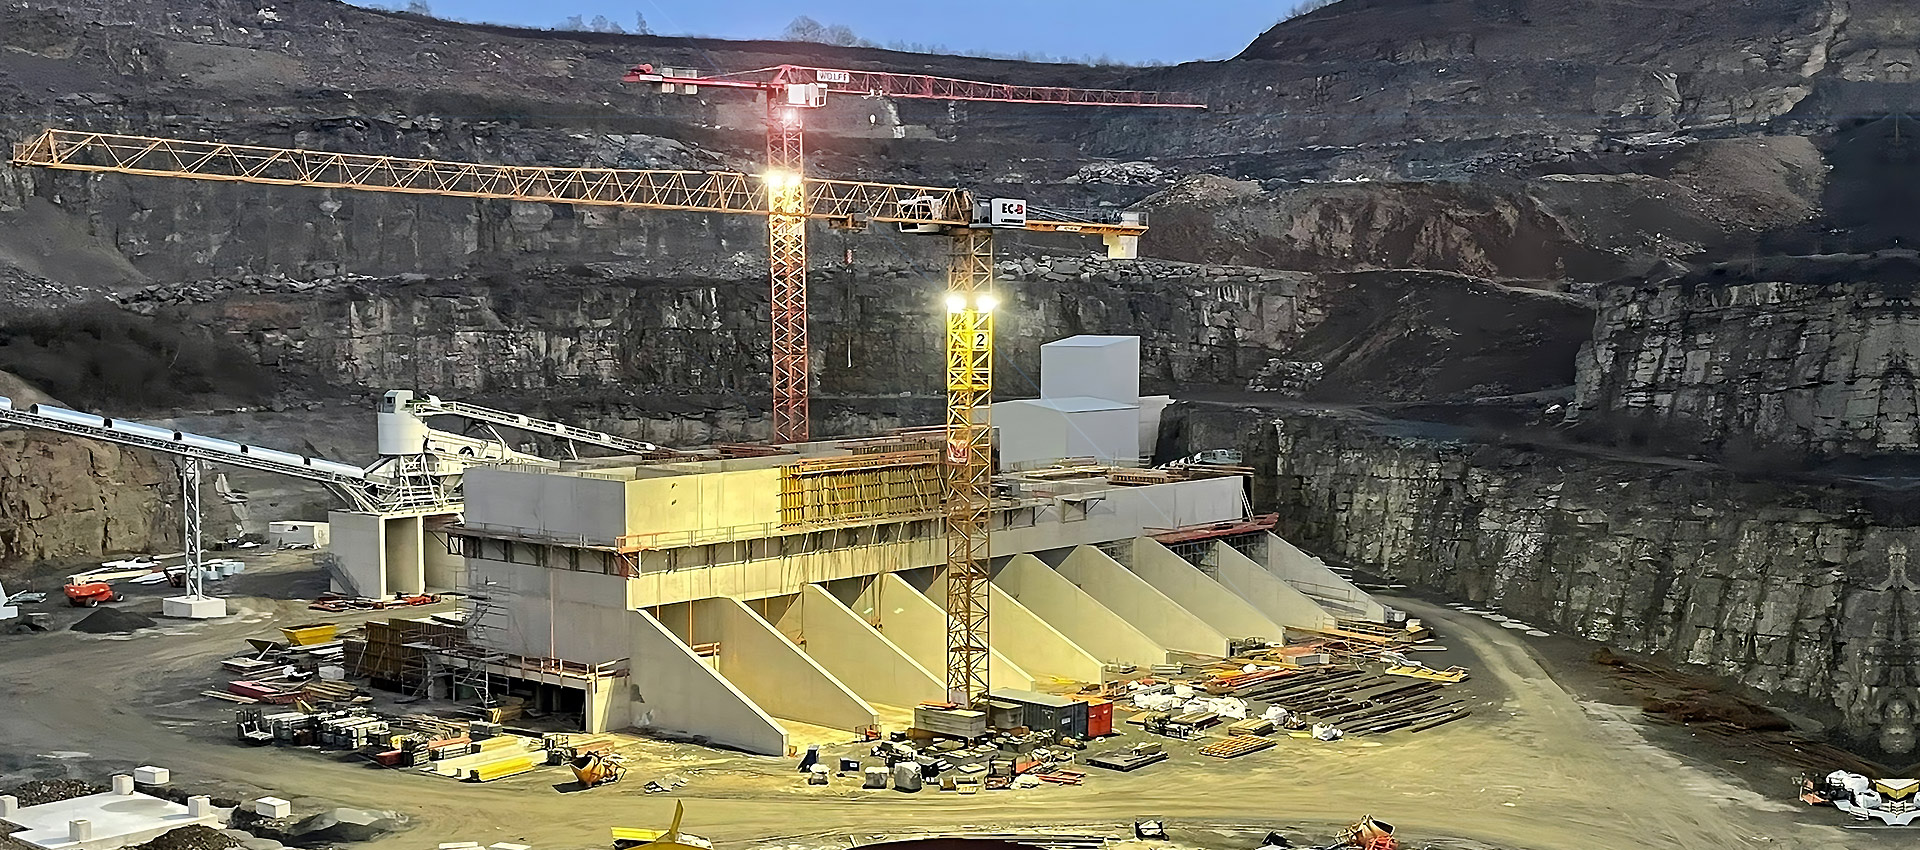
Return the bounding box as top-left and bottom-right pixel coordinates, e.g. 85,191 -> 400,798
365,337 -> 1392,755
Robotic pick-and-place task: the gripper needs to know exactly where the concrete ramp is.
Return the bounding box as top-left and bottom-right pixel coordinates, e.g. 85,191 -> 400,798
688,597 -> 878,735
1211,541 -> 1337,632
1128,538 -> 1287,643
788,584 -> 944,708
1057,545 -> 1229,657
864,573 -> 1036,691
996,554 -> 1166,669
986,582 -> 1105,684
630,610 -> 787,755
1262,533 -> 1391,622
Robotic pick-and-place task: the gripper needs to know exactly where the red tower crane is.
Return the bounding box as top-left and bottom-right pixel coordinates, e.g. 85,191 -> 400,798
622,63 -> 1205,445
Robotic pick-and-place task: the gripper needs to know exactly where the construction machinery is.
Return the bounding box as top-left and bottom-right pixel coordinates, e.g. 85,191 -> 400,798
1328,816 -> 1398,850
10,127 -> 1162,710
624,62 -> 1205,444
61,581 -> 122,607
611,802 -> 710,850
568,750 -> 627,788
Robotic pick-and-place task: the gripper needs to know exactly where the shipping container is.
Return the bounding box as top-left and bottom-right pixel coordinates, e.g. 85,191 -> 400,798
1077,697 -> 1114,737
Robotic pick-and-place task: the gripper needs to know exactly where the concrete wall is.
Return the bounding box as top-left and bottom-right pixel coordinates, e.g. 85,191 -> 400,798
995,400 -> 1141,468
1211,541 -> 1337,632
382,515 -> 425,596
994,554 -> 1167,669
327,510 -> 386,598
474,559 -> 636,663
464,468 -> 626,542
626,467 -> 782,537
630,535 -> 942,607
422,526 -> 463,592
864,574 -> 1036,691
1056,545 -> 1229,656
1128,538 -> 1287,643
630,610 -> 787,754
1262,532 -> 1390,622
986,582 -> 1106,683
1041,335 -> 1140,403
689,597 -> 878,733
786,584 -> 943,708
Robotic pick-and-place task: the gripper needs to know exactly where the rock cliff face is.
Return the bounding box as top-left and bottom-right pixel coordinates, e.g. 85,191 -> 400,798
1571,251 -> 1920,467
0,431 -> 176,565
135,258 -> 1335,405
1166,403 -> 1920,757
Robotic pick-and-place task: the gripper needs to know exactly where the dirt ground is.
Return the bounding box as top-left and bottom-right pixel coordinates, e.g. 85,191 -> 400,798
0,555 -> 1878,850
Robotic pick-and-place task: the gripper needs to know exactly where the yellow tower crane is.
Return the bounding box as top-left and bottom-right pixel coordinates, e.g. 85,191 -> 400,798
9,128 -> 1154,708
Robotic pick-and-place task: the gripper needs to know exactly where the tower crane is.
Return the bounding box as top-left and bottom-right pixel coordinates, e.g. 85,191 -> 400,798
10,128 -> 1163,708
621,63 -> 1204,444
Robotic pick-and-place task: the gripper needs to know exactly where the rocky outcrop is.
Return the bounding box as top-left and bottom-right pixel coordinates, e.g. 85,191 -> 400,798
0,431 -> 176,565
133,258 -> 1336,403
1166,402 -> 1920,757
1571,251 -> 1920,467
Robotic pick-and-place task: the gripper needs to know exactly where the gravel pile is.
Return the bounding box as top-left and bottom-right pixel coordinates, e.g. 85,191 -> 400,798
71,607 -> 158,634
6,778 -> 105,806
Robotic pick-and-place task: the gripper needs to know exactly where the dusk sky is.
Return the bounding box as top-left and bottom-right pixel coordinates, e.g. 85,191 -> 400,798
348,1 -> 1287,64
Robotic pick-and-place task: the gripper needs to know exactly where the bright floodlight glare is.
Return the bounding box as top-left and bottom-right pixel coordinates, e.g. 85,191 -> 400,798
763,169 -> 800,188
975,293 -> 1000,313
945,293 -> 968,313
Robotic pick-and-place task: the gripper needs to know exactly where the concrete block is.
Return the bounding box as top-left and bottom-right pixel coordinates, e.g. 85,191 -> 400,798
253,797 -> 291,819
162,595 -> 228,619
132,766 -> 170,786
187,797 -> 212,818
111,775 -> 134,796
69,820 -> 92,842
0,795 -> 15,817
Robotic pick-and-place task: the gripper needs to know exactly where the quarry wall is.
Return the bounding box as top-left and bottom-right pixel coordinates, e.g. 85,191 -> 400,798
1166,402 -> 1920,757
1571,252 -> 1920,466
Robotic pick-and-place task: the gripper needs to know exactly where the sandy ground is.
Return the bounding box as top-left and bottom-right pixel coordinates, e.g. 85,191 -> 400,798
0,556 -> 1879,850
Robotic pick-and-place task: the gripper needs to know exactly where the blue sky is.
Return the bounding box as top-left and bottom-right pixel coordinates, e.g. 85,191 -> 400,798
357,1 -> 1284,64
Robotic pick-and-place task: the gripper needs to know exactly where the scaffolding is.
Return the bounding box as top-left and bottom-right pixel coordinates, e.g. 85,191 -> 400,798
778,450 -> 942,527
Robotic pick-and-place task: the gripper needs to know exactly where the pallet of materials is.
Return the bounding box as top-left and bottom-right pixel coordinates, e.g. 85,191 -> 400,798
1199,735 -> 1276,759
1225,717 -> 1276,737
1086,749 -> 1169,772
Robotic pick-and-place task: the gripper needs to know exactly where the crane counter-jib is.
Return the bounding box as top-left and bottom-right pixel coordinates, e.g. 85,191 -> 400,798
8,129 -> 1147,236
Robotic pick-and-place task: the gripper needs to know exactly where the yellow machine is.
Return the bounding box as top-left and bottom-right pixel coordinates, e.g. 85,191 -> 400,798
612,803 -> 711,850
570,751 -> 626,788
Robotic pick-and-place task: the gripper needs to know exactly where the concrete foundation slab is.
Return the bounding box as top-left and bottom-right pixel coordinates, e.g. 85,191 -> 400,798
2,791 -> 220,850
1056,545 -> 1228,657
161,596 -> 227,619
995,554 -> 1167,669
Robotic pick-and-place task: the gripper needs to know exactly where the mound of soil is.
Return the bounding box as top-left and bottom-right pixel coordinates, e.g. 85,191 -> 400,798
5,778 -> 105,806
71,607 -> 157,634
130,826 -> 245,850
